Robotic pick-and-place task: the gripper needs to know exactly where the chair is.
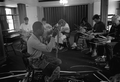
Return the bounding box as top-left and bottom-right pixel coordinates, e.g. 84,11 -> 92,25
21,48 -> 43,82
4,41 -> 17,56
16,37 -> 27,51
3,32 -> 20,56
21,48 -> 60,82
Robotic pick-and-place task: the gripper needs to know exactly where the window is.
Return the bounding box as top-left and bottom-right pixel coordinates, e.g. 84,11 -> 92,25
5,8 -> 14,30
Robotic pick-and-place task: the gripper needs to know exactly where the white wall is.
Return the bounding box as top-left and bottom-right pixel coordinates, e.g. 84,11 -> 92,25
6,0 -> 38,6
93,0 -> 118,15
38,0 -> 94,7
37,7 -> 44,22
93,1 -> 101,15
26,6 -> 38,30
108,1 -> 118,14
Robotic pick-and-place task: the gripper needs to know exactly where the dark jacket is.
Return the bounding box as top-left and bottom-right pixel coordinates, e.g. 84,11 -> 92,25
80,22 -> 92,31
109,24 -> 120,42
93,21 -> 106,33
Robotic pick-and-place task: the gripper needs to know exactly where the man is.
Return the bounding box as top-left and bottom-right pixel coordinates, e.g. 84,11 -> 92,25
27,21 -> 62,82
19,17 -> 32,42
90,14 -> 106,57
92,14 -> 106,33
104,15 -> 120,69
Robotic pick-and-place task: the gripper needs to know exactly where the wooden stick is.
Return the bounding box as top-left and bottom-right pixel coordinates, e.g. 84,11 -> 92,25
56,29 -> 60,58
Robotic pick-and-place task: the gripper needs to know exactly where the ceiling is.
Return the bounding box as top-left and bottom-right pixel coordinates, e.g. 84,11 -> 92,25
39,0 -> 59,2
0,0 -> 4,2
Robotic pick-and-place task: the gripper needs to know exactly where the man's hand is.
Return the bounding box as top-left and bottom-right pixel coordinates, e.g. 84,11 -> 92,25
52,27 -> 59,38
47,30 -> 53,35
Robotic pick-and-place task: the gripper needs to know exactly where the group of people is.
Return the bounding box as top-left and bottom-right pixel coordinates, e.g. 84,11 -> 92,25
69,14 -> 120,69
19,14 -> 120,81
19,17 -> 70,82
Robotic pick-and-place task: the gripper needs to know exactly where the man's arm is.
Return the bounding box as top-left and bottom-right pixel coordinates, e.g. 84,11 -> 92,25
31,27 -> 58,52
31,37 -> 55,52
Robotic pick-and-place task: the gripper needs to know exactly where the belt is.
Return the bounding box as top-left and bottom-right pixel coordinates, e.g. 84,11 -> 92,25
29,53 -> 44,61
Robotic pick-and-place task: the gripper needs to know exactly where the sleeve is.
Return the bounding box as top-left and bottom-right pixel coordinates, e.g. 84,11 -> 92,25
19,24 -> 23,30
19,24 -> 26,34
109,25 -> 116,37
61,23 -> 70,33
86,23 -> 92,31
47,24 -> 53,31
31,37 -> 55,52
100,23 -> 106,32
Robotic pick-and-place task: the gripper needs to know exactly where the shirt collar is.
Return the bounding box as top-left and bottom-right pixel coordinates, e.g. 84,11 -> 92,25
31,34 -> 43,42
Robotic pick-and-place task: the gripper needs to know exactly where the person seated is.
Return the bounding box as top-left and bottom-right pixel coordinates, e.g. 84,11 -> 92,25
55,19 -> 70,50
89,14 -> 106,57
103,15 -> 120,69
71,17 -> 92,49
80,17 -> 92,32
94,15 -> 120,69
71,25 -> 87,49
41,18 -> 53,44
27,21 -> 62,82
19,17 -> 32,42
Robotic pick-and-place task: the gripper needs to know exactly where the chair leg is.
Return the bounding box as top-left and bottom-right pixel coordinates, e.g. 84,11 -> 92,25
11,45 -> 17,55
4,46 -> 9,57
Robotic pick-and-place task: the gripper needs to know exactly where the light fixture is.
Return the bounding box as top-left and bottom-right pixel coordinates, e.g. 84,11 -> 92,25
59,0 -> 68,5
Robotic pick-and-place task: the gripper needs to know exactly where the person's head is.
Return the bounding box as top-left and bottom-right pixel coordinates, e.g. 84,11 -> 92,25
24,17 -> 29,25
42,18 -> 47,25
92,14 -> 100,23
112,15 -> 120,26
81,17 -> 88,24
32,21 -> 44,36
58,19 -> 66,26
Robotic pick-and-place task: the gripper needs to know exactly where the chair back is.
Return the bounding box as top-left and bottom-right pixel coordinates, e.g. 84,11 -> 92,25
21,48 -> 32,70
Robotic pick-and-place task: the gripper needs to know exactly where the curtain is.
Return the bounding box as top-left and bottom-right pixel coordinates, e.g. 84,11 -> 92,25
0,6 -> 9,31
11,8 -> 20,31
0,21 -> 6,65
17,3 -> 27,25
44,4 -> 88,31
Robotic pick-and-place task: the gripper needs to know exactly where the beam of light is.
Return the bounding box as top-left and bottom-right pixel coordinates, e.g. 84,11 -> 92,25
59,0 -> 68,6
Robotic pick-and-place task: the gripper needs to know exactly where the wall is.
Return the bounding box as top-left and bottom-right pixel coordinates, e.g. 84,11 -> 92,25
93,0 -> 118,15
26,5 -> 38,30
5,0 -> 38,6
37,7 -> 44,22
93,1 -> 101,15
38,0 -> 94,7
108,1 -> 118,15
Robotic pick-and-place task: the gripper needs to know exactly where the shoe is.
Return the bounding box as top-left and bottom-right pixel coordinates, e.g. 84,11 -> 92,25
71,46 -> 76,49
61,48 -> 68,52
59,46 -> 64,50
71,43 -> 77,48
44,66 -> 60,82
95,56 -> 106,62
105,64 -> 109,69
91,53 -> 97,57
